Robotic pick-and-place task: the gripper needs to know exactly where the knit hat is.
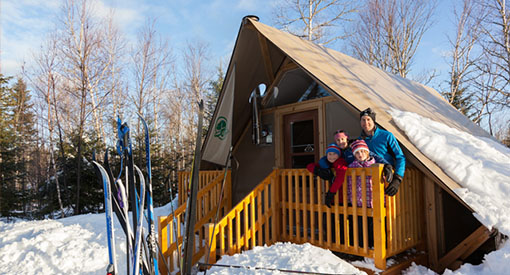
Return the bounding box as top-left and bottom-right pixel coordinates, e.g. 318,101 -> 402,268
351,140 -> 369,155
334,129 -> 349,140
325,143 -> 341,156
360,108 -> 376,123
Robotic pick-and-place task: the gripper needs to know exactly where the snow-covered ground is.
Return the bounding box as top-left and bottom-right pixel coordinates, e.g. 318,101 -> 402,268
1,109 -> 510,274
0,200 -> 179,275
0,201 -> 366,275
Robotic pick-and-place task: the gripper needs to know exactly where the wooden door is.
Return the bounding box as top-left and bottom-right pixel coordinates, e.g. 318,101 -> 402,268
283,110 -> 319,168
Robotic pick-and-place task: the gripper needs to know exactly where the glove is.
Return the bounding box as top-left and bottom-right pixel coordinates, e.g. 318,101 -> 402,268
314,166 -> 334,182
382,164 -> 393,183
385,174 -> 402,196
325,192 -> 335,208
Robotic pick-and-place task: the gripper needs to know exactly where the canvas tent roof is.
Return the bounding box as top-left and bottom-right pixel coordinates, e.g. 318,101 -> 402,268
203,17 -> 493,210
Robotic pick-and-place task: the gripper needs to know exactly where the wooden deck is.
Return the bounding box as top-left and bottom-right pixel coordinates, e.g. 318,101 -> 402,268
158,166 -> 425,274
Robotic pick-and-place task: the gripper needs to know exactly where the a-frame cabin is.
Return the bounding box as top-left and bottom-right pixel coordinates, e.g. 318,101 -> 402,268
157,16 -> 501,274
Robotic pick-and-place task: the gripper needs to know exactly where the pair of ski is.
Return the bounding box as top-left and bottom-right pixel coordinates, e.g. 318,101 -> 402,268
92,115 -> 158,275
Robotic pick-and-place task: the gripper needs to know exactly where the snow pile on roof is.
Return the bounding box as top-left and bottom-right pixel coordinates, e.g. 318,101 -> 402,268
204,242 -> 366,275
389,108 -> 510,235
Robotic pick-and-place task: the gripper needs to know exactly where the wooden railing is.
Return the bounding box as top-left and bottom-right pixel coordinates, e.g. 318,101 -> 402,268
158,170 -> 231,274
159,166 -> 424,273
202,166 -> 424,270
204,170 -> 279,264
279,167 -> 385,265
386,168 -> 424,256
177,170 -> 223,206
278,166 -> 424,269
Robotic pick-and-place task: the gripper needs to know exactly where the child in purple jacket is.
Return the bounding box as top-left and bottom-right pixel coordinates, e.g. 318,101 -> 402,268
346,139 -> 382,208
346,139 -> 388,248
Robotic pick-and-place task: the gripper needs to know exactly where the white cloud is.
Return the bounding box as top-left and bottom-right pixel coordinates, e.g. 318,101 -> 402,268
1,1 -> 55,76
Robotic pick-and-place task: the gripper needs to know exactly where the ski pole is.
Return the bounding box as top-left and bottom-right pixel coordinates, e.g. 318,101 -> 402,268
203,146 -> 232,275
197,263 -> 356,275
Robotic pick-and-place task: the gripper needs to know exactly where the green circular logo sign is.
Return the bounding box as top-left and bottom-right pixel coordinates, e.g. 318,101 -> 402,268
214,116 -> 229,140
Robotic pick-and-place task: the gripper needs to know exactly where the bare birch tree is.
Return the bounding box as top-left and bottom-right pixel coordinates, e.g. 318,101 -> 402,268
56,0 -> 112,214
31,34 -> 66,218
471,59 -> 503,134
101,10 -> 126,146
475,0 -> 510,107
453,0 -> 510,133
348,0 -> 436,78
443,0 -> 483,117
273,0 -> 358,45
180,41 -> 210,168
130,19 -> 173,141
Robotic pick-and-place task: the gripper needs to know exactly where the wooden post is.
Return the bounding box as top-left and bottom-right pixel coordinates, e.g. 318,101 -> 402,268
372,165 -> 387,270
158,216 -> 167,274
318,178 -> 323,245
167,216 -> 174,273
288,172 -> 294,240
264,184 -> 270,244
302,172 -> 308,241
257,188 -> 263,246
361,169 -> 368,254
272,170 -> 279,243
244,200 -> 249,249
220,226 -> 225,255
343,175 -> 349,250
206,223 -> 217,265
235,209 -> 241,253
351,169 -> 359,252
294,171 -> 301,242
334,183 -> 340,247
227,216 -> 233,255
309,173 -> 315,243
281,171 -> 288,240
250,194 -> 256,248
424,177 -> 439,271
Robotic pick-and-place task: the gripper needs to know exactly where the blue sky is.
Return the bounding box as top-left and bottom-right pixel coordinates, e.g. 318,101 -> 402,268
1,0 -> 456,89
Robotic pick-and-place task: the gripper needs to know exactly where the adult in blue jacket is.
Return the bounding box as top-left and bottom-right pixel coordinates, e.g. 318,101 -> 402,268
359,108 -> 405,196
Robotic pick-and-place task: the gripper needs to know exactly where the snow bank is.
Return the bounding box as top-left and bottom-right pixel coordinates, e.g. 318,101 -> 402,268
0,216 -> 111,274
203,242 -> 366,275
0,197 -> 179,275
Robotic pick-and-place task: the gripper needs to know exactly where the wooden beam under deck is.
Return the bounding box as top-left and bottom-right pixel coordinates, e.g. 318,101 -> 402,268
438,225 -> 492,272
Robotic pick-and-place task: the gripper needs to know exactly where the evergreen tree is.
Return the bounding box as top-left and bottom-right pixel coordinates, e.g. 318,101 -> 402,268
0,75 -> 17,217
68,130 -> 105,214
443,77 -> 475,119
11,78 -> 37,215
204,64 -> 224,132
39,129 -> 105,216
503,126 -> 510,148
